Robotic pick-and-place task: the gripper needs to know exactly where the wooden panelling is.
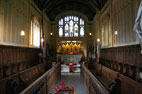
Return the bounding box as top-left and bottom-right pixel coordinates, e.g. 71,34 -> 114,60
100,45 -> 142,66
98,45 -> 142,84
20,63 -> 60,94
0,45 -> 40,79
96,64 -> 142,94
0,63 -> 46,94
82,64 -> 109,94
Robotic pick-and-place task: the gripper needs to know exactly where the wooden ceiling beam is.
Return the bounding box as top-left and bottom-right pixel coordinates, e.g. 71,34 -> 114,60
46,0 -> 95,13
33,0 -> 106,21
91,0 -> 101,10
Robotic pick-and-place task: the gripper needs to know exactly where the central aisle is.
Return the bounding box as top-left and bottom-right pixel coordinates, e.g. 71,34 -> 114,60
49,73 -> 88,94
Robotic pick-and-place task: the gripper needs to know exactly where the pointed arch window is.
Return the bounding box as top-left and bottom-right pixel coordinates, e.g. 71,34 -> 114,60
30,17 -> 40,47
59,27 -> 63,37
58,16 -> 85,37
65,24 -> 69,37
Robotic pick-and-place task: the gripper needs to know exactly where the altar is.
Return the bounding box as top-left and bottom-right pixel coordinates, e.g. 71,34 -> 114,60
61,64 -> 81,73
61,54 -> 82,64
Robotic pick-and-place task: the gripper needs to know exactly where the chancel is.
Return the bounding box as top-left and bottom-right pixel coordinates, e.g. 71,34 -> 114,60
0,0 -> 142,94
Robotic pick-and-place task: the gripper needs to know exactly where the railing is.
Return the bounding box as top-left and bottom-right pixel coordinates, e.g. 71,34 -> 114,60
81,64 -> 109,94
20,63 -> 60,94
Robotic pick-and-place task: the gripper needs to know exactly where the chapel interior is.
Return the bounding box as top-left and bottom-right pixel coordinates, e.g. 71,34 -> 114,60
0,0 -> 142,94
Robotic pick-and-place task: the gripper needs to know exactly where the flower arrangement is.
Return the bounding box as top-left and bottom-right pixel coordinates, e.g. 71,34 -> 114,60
55,82 -> 74,94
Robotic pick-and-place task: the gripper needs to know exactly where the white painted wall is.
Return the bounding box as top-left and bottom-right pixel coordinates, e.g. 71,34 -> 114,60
91,0 -> 141,48
0,0 -> 51,48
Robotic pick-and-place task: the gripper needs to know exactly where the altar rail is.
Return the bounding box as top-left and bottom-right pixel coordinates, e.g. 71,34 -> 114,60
20,63 -> 60,94
81,64 -> 108,94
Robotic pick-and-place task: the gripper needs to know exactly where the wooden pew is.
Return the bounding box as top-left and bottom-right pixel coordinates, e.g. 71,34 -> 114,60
0,63 -> 46,94
96,64 -> 142,94
82,64 -> 109,94
20,63 -> 60,94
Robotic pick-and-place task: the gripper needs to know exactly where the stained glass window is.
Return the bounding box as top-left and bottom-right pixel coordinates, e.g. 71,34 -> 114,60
58,16 -> 85,37
80,27 -> 84,37
74,24 -> 78,37
65,24 -> 69,37
59,27 -> 63,37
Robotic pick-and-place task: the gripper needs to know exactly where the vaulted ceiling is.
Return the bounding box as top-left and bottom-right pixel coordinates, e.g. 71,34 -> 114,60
33,0 -> 108,21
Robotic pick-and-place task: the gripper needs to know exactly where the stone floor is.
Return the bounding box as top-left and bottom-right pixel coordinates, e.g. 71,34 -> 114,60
49,73 -> 88,94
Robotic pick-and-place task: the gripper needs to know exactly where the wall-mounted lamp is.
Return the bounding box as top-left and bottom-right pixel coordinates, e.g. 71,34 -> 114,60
89,33 -> 92,36
114,30 -> 118,35
50,32 -> 53,37
41,38 -> 44,43
20,30 -> 25,36
97,38 -> 100,42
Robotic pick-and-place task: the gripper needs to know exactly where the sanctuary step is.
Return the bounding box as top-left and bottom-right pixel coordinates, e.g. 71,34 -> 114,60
61,64 -> 81,73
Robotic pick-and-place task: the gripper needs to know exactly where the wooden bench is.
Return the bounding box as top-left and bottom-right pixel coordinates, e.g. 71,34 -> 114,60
96,64 -> 142,94
0,63 -> 46,94
19,64 -> 45,87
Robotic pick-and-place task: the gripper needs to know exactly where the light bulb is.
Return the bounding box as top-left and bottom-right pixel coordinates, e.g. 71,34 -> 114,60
41,38 -> 44,42
89,33 -> 92,36
115,30 -> 118,35
67,41 -> 71,43
97,38 -> 100,42
50,32 -> 53,36
72,41 -> 77,43
20,30 -> 25,36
